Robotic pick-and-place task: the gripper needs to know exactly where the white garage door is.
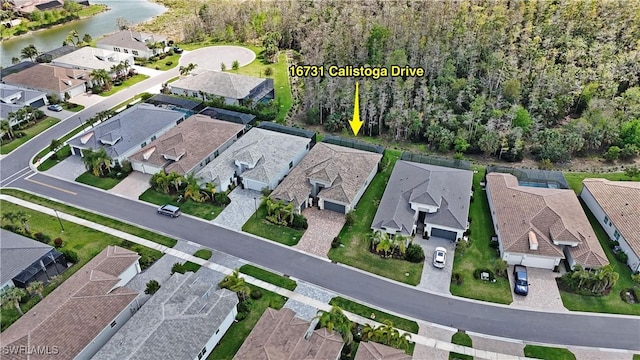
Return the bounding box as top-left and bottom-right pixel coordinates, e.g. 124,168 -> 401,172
521,256 -> 556,269
505,253 -> 523,265
131,161 -> 145,173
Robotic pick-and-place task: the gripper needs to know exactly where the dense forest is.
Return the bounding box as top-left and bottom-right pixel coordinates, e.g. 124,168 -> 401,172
184,0 -> 640,163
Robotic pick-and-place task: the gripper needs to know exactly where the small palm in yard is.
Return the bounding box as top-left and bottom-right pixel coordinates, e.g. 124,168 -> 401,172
145,280 -> 161,295
219,269 -> 251,301
313,306 -> 353,344
361,320 -> 412,351
26,281 -> 44,299
1,287 -> 27,315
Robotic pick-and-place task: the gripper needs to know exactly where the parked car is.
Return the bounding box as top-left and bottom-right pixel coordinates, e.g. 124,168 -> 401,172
47,104 -> 63,112
513,265 -> 529,296
157,204 -> 181,218
433,247 -> 447,268
173,47 -> 183,54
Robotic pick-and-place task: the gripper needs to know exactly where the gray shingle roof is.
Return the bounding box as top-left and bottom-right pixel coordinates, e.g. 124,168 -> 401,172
0,229 -> 53,285
171,70 -> 268,100
0,83 -> 46,106
96,30 -> 167,52
371,161 -> 473,235
67,103 -> 185,158
196,128 -> 310,188
92,268 -> 238,360
52,47 -> 133,72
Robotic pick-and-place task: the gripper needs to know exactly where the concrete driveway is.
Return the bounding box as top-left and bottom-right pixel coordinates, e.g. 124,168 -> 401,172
43,155 -> 86,181
42,107 -> 73,120
416,236 -> 456,294
180,46 -> 256,71
68,93 -> 105,108
109,172 -> 152,199
508,265 -> 567,312
294,208 -> 345,258
214,188 -> 261,230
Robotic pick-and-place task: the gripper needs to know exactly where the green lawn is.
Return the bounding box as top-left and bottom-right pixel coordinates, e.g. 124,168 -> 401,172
328,150 -> 424,286
0,201 -> 162,331
33,122 -> 87,164
207,285 -> 287,360
449,331 -> 473,360
558,202 -> 640,315
329,296 -> 419,334
1,117 -> 60,154
142,53 -> 181,70
239,264 -> 297,291
633,354 -> 640,360
0,189 -> 177,248
100,74 -> 150,96
139,188 -> 223,220
241,203 -> 305,246
37,145 -> 71,171
450,167 -> 513,304
63,103 -> 85,112
75,171 -> 124,190
524,345 -> 575,360
564,172 -> 640,194
1,5 -> 106,38
194,249 -> 212,260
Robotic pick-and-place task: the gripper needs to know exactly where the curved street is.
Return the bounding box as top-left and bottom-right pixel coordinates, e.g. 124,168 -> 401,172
1,48 -> 639,352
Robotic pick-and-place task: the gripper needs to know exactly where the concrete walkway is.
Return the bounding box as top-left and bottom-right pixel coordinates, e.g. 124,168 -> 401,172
1,194 -> 634,360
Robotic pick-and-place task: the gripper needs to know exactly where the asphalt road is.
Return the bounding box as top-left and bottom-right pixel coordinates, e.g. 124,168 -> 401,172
1,49 -> 639,351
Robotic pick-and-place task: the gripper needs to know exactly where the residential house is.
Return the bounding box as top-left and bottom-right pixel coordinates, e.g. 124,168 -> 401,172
199,106 -> 257,129
35,45 -> 79,63
10,0 -> 88,14
170,70 -> 274,106
2,63 -> 90,99
0,229 -> 67,291
0,246 -> 140,360
96,30 -> 167,59
128,114 -> 245,175
196,127 -> 311,192
355,342 -> 412,360
486,172 -> 609,270
0,83 -> 48,124
371,161 -> 473,240
51,47 -> 134,76
581,179 -> 640,272
234,308 -> 344,360
270,142 -> 382,214
67,103 -> 185,164
92,268 -> 238,360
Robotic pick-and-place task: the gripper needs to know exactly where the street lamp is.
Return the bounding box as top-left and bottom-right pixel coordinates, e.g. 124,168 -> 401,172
254,197 -> 258,218
54,209 -> 64,232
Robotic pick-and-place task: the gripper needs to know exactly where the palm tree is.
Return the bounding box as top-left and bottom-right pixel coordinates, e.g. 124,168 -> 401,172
204,182 -> 217,203
362,323 -> 383,342
313,306 -> 353,344
91,69 -> 111,88
378,320 -> 399,346
376,233 -> 392,257
179,63 -> 197,76
218,269 -> 250,300
393,331 -> 412,351
15,211 -> 30,233
27,280 -> 44,299
20,44 -> 39,61
1,211 -> 19,227
1,287 -> 27,315
0,119 -> 14,140
167,171 -> 184,194
151,171 -> 171,193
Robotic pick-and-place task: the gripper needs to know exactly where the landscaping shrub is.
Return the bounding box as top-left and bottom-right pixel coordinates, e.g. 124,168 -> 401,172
237,298 -> 253,313
291,213 -> 308,230
452,272 -> 464,285
33,232 -> 51,244
2,224 -> 17,233
121,160 -> 133,174
165,61 -> 173,66
53,237 -> 63,248
615,251 -> 629,264
455,240 -> 469,255
145,280 -> 161,295
331,237 -> 341,248
213,192 -> 231,206
235,311 -> 248,321
404,243 -> 425,263
489,241 -> 499,249
609,240 -> 620,248
171,262 -> 186,274
138,254 -> 156,270
61,249 -> 78,264
250,289 -> 263,300
620,288 -> 638,304
265,67 -> 274,76
344,211 -> 355,226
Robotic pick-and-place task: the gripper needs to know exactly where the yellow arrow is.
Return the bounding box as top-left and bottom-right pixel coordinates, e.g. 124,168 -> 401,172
348,82 -> 363,136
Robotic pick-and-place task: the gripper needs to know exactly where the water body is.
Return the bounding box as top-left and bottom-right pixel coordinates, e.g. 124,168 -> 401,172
1,0 -> 167,67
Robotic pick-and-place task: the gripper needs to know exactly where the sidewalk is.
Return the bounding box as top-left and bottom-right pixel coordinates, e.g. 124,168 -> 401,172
0,194 -> 632,360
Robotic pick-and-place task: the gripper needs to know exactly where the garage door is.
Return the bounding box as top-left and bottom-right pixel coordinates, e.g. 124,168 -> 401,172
30,98 -> 46,108
323,201 -> 346,213
505,253 -> 523,265
521,256 -> 556,269
131,161 -> 144,173
430,228 -> 457,241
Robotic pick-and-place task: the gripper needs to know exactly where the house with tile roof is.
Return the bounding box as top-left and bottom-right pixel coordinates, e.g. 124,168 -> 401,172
581,179 -> 640,272
234,308 -> 344,360
0,246 -> 140,360
355,342 -> 412,360
0,83 -> 48,124
128,114 -> 245,175
2,63 -> 90,99
170,70 -> 274,106
371,161 -> 472,240
67,103 -> 185,164
271,142 -> 382,214
0,229 -> 67,291
96,30 -> 167,59
196,127 -> 311,192
93,268 -> 238,360
51,47 -> 134,75
486,172 -> 608,270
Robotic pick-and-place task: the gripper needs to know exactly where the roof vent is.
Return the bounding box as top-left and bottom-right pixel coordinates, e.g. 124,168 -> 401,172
143,147 -> 156,160
528,231 -> 538,251
80,132 -> 94,144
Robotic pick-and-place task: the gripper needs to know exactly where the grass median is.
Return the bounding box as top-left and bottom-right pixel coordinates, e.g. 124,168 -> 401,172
239,264 -> 297,291
139,188 -> 223,220
524,345 -> 575,360
241,204 -> 305,246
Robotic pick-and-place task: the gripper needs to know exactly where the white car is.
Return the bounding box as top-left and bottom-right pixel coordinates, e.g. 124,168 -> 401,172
433,247 -> 447,268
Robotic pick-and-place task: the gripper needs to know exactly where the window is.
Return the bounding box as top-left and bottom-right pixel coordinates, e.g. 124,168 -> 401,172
215,329 -> 220,334
114,47 -> 121,52
198,347 -> 207,359
123,49 -> 129,53
289,161 -> 293,169
151,135 -> 156,141
614,230 -> 621,240
132,50 -> 139,56
604,215 -> 609,224
110,321 -> 117,328
141,142 -> 147,148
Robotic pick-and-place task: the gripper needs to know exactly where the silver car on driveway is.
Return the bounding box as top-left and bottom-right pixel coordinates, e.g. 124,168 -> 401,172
433,247 -> 447,268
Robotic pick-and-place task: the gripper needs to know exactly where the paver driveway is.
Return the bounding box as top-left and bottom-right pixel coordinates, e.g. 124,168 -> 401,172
508,265 -> 567,312
294,208 -> 345,258
44,155 -> 86,181
213,188 -> 261,230
416,236 -> 456,294
109,172 -> 151,199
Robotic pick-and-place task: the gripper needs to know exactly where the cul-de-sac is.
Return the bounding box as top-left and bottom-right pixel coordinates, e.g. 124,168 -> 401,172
1,1 -> 639,359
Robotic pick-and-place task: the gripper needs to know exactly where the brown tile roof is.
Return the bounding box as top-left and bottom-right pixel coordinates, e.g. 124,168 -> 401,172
233,308 -> 344,360
271,143 -> 382,208
355,342 -> 412,360
583,178 -> 640,257
0,246 -> 139,360
128,114 -> 244,175
2,64 -> 89,93
486,173 -> 608,268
